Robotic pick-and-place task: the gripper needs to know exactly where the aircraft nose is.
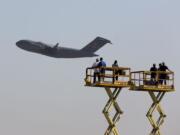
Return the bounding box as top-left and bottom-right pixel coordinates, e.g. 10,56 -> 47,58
16,40 -> 23,48
16,40 -> 28,49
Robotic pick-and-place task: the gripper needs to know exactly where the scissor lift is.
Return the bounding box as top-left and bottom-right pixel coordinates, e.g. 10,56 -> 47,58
129,71 -> 175,135
85,67 -> 131,135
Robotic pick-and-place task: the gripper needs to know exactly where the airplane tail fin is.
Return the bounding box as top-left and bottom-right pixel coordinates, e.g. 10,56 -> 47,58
80,37 -> 111,53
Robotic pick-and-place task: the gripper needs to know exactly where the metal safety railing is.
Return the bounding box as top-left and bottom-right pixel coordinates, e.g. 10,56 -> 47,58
130,71 -> 174,91
85,67 -> 131,87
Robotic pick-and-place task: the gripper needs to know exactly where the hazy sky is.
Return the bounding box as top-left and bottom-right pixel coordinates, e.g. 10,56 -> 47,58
0,0 -> 179,135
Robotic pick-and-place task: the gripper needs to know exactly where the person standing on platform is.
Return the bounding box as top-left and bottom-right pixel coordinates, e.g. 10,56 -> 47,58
112,60 -> 120,82
98,57 -> 106,82
161,62 -> 171,85
158,63 -> 163,85
92,58 -> 100,83
150,64 -> 157,85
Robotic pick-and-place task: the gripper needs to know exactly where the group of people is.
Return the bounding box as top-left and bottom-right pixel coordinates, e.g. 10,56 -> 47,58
150,62 -> 171,85
91,58 -> 171,85
92,58 -> 122,83
92,57 -> 106,83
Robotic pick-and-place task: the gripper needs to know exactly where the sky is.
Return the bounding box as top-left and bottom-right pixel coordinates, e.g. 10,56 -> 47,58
0,0 -> 179,135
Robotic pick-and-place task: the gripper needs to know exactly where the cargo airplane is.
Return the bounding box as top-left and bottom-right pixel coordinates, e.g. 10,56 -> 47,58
16,37 -> 111,58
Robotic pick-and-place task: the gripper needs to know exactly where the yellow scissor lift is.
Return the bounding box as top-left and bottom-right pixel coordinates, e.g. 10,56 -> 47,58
129,71 -> 175,135
85,67 -> 131,135
85,67 -> 175,135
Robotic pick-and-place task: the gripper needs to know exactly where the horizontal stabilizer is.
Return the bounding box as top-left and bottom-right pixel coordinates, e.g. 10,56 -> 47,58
81,37 -> 111,53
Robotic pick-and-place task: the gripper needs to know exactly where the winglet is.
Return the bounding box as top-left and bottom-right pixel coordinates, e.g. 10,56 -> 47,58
97,36 -> 112,44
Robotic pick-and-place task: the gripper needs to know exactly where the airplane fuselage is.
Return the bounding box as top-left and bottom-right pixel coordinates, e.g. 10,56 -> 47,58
16,40 -> 98,58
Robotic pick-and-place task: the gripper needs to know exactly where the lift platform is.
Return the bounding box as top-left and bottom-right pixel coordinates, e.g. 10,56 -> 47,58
129,70 -> 175,135
130,71 -> 174,92
85,67 -> 131,88
84,67 -> 131,135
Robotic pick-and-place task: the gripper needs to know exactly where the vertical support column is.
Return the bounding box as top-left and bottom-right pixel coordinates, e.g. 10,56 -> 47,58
146,91 -> 166,135
103,87 -> 123,135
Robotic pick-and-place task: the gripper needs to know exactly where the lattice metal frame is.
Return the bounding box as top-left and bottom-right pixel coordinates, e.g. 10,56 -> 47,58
103,87 -> 123,135
146,91 -> 166,135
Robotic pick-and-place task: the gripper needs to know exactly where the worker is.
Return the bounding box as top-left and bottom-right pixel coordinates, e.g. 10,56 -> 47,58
92,58 -> 100,83
161,62 -> 170,85
150,64 -> 157,85
98,57 -> 106,82
158,63 -> 163,85
112,60 -> 121,82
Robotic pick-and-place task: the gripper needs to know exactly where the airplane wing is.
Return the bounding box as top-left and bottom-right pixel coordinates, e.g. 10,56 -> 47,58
53,43 -> 59,48
80,37 -> 111,53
